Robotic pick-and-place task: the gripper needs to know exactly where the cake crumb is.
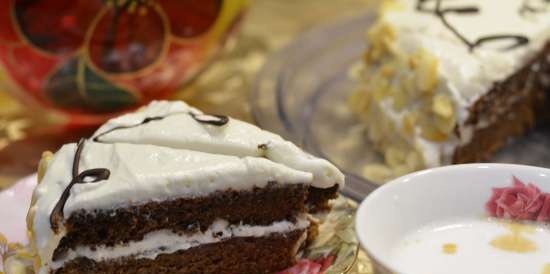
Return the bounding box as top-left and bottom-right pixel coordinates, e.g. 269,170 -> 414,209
442,243 -> 457,254
0,232 -> 7,246
543,263 -> 550,274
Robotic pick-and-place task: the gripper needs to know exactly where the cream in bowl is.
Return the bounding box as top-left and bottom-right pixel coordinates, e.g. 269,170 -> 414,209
356,164 -> 550,274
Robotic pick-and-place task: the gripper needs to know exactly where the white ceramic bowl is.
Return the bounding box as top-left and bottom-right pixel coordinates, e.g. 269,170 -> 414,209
355,163 -> 550,274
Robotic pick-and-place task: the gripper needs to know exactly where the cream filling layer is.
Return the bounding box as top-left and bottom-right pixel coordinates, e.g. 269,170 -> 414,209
49,217 -> 310,270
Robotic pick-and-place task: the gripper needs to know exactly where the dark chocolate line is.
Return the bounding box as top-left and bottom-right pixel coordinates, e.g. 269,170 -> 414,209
72,138 -> 85,178
50,139 -> 110,233
434,0 -> 476,50
189,112 -> 229,126
93,111 -> 229,143
417,0 -> 479,14
417,0 -> 530,52
92,116 -> 165,142
472,35 -> 530,51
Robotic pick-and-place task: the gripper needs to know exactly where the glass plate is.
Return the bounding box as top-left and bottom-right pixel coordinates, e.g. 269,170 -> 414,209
250,14 -> 550,200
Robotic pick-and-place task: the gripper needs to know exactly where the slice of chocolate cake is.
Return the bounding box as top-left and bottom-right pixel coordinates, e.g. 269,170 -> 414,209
350,0 -> 550,181
27,101 -> 344,274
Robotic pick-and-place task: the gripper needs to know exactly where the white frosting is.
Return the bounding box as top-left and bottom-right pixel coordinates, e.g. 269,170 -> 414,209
31,100 -> 343,274
92,100 -> 344,189
50,217 -> 309,270
38,142 -> 313,214
385,0 -> 550,118
32,141 -> 312,272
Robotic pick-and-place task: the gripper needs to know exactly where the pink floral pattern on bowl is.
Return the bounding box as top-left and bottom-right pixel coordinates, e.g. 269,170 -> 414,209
486,176 -> 550,222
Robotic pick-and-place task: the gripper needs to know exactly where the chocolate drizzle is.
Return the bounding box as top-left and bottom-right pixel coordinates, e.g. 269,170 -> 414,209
92,116 -> 164,142
93,111 -> 229,142
50,139 -> 110,233
417,0 -> 530,52
189,112 -> 229,126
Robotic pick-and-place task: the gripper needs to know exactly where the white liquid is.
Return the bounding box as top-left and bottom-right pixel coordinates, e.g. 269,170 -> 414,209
391,218 -> 550,274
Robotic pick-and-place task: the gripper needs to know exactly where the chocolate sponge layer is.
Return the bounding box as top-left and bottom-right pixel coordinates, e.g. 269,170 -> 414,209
54,183 -> 339,260
54,183 -> 307,259
308,185 -> 339,212
54,229 -> 307,274
453,42 -> 550,163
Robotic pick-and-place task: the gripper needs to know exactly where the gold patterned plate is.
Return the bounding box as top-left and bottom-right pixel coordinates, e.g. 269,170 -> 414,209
305,196 -> 360,274
0,176 -> 368,274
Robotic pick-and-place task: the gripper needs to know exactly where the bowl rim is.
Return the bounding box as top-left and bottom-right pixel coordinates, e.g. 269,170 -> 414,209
354,163 -> 550,273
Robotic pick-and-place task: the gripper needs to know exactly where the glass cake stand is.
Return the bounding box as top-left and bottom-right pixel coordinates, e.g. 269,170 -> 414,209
250,14 -> 550,201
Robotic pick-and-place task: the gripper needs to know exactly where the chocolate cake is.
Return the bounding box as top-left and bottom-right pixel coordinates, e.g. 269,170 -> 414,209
27,101 -> 344,274
350,0 -> 550,181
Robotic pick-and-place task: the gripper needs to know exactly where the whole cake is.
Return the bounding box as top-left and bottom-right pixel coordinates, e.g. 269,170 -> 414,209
350,0 -> 550,180
26,101 -> 344,274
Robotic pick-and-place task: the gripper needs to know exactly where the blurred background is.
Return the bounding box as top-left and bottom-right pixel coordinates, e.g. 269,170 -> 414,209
1,2 -> 547,272
0,0 -> 369,189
